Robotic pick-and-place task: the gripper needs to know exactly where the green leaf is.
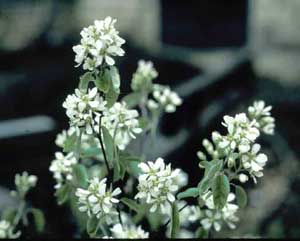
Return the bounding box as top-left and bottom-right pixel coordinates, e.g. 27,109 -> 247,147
198,178 -> 211,196
94,70 -> 110,93
55,184 -> 71,205
105,82 -> 119,108
110,66 -> 120,93
86,215 -> 100,237
127,160 -> 142,177
101,126 -> 114,163
147,212 -> 164,231
198,159 -> 223,195
203,159 -> 223,177
113,146 -> 121,182
30,208 -> 45,233
119,152 -> 142,163
79,72 -> 93,91
212,174 -> 230,209
122,92 -> 142,108
177,187 -> 199,200
81,147 -> 102,158
1,208 -> 17,223
235,185 -> 247,208
195,227 -> 209,238
170,202 -> 180,238
63,132 -> 77,153
73,164 -> 89,188
138,117 -> 149,131
118,156 -> 127,180
120,198 -> 140,213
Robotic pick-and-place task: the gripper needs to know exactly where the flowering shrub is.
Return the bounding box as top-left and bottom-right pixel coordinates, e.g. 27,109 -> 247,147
0,16 -> 276,239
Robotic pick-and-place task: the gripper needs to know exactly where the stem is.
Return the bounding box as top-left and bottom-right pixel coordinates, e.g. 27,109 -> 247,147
163,203 -> 189,228
12,200 -> 26,227
117,206 -> 123,225
98,115 -> 111,176
75,130 -> 82,161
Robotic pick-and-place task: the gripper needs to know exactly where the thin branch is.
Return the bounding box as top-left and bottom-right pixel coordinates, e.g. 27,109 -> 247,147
97,115 -> 112,179
163,203 -> 189,228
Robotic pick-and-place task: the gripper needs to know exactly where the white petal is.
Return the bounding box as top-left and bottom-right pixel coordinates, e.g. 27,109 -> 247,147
105,55 -> 115,66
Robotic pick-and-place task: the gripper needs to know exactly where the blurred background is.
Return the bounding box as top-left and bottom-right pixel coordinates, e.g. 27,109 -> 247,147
0,0 -> 300,238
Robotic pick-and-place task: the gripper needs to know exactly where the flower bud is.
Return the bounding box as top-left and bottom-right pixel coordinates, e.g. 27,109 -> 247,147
239,174 -> 249,183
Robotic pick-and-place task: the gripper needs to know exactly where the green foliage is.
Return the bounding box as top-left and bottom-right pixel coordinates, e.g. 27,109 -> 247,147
198,159 -> 223,195
120,198 -> 140,213
30,208 -> 45,233
63,132 -> 77,153
101,126 -> 115,163
81,147 -> 102,159
105,79 -> 119,108
122,92 -> 142,108
1,208 -> 17,223
177,187 -> 199,200
110,66 -> 121,92
195,227 -> 209,238
79,72 -> 94,91
212,174 -> 230,209
235,185 -> 247,208
86,215 -> 100,237
95,69 -> 110,93
73,164 -> 89,188
55,184 -> 72,205
147,211 -> 164,231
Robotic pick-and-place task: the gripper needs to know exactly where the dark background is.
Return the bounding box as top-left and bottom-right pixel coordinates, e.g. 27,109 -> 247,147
0,0 -> 299,238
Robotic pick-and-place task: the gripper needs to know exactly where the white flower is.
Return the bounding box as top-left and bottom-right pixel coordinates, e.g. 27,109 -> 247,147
110,223 -> 149,239
238,173 -> 249,183
149,84 -> 182,113
173,169 -> 188,189
55,127 -> 100,152
200,192 -> 239,232
135,158 -> 180,213
241,144 -> 268,183
73,16 -> 125,70
131,60 -> 158,91
0,220 -> 21,239
219,113 -> 260,153
200,210 -> 222,232
49,152 -> 77,189
63,88 -> 106,135
248,100 -> 272,118
12,172 -> 37,198
248,100 -> 275,135
96,102 -> 142,150
75,177 -> 121,221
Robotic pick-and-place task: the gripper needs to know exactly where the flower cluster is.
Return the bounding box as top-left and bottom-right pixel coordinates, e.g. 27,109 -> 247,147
147,84 -> 182,113
220,113 -> 260,153
197,100 -> 275,183
131,60 -> 158,92
55,127 -> 98,149
96,102 -> 142,150
135,158 -> 180,213
11,172 -> 37,198
248,100 -> 275,135
109,223 -> 149,239
200,192 -> 239,232
76,177 -> 121,221
63,88 -> 106,135
241,143 -> 268,183
0,220 -> 20,239
73,16 -> 125,70
49,152 -> 77,189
